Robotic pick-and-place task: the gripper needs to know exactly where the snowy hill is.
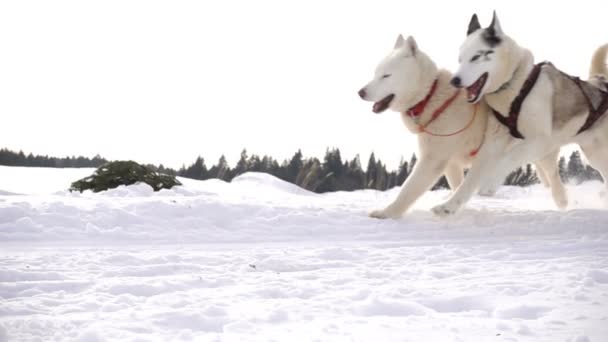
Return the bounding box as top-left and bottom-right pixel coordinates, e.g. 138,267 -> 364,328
0,165 -> 607,341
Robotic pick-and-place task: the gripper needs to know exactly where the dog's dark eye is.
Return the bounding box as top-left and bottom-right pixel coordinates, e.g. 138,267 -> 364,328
382,74 -> 391,79
470,55 -> 481,62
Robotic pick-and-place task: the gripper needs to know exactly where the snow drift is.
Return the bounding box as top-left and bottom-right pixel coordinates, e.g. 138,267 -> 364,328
0,165 -> 607,341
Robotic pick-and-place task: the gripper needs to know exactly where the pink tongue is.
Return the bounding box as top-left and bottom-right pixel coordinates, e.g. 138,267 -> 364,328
467,81 -> 480,99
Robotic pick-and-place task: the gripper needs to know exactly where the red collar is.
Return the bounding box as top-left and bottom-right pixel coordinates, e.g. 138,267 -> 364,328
406,79 -> 438,117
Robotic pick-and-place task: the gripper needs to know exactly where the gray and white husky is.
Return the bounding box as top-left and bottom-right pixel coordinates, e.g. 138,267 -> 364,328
359,35 -> 565,218
431,12 -> 608,216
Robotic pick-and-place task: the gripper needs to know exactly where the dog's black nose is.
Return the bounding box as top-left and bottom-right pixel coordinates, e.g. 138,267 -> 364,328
451,76 -> 462,88
358,88 -> 367,99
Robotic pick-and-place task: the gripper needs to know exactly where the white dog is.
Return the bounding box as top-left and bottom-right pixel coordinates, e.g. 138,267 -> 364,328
431,12 -> 608,216
359,35 -> 565,218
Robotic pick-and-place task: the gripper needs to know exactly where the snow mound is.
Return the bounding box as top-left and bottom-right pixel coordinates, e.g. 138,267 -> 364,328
98,182 -> 155,197
176,177 -> 229,195
231,172 -> 314,196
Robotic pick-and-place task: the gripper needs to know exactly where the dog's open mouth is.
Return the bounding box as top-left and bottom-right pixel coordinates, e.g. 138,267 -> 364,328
373,94 -> 395,113
466,73 -> 488,103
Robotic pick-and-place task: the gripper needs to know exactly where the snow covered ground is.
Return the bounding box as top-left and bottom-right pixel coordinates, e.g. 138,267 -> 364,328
1,165 -> 607,342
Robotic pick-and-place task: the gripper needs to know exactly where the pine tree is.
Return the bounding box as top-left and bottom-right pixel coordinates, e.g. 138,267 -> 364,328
386,171 -> 398,189
504,164 -> 538,187
374,159 -> 387,190
209,155 -> 230,181
260,156 -> 275,174
18,150 -> 25,164
316,149 -> 338,193
296,158 -> 328,192
193,157 -> 208,180
247,154 -> 262,172
584,165 -> 602,181
233,149 -> 249,177
521,164 -> 539,186
432,176 -> 449,190
180,156 -> 207,180
92,154 -> 105,167
286,150 -> 304,183
26,153 -> 35,166
366,153 -> 377,189
340,155 -> 366,191
323,148 -> 343,178
504,167 -> 523,186
397,157 -> 409,186
567,151 -> 585,184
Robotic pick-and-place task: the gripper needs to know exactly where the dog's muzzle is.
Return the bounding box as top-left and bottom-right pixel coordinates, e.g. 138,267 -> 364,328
450,76 -> 462,88
358,88 -> 367,99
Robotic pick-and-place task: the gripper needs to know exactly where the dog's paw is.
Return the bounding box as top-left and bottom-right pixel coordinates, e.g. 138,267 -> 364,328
369,208 -> 401,220
556,198 -> 568,210
431,203 -> 457,217
554,194 -> 568,210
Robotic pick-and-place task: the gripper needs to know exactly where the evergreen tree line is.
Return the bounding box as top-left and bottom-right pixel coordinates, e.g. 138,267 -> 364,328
1,148 -> 602,193
176,149 -> 602,192
178,149 -> 416,193
0,148 -> 107,168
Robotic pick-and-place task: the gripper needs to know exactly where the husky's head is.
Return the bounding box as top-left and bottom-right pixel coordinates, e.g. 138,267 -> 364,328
359,35 -> 435,113
451,12 -> 513,103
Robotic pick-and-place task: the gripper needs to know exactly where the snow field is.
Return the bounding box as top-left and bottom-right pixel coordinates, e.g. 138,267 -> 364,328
0,166 -> 607,341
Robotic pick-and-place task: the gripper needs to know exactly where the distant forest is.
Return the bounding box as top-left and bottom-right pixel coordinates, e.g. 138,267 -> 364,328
0,147 -> 602,193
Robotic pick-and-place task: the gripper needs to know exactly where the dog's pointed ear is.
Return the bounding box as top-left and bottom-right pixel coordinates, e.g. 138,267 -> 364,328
406,36 -> 418,56
467,14 -> 481,36
394,34 -> 406,49
483,10 -> 503,47
488,10 -> 503,36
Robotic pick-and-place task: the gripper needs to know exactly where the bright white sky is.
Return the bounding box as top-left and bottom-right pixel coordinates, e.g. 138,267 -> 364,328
1,0 -> 606,169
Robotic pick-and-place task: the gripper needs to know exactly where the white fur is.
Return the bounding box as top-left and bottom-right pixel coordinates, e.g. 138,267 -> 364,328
359,35 -> 565,218
433,13 -> 608,216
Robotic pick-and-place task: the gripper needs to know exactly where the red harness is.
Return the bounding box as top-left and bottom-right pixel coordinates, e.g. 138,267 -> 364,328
405,79 -> 481,157
407,80 -> 439,118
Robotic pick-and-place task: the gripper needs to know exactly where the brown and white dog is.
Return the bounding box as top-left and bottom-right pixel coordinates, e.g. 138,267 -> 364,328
358,34 -> 565,218
432,12 -> 608,216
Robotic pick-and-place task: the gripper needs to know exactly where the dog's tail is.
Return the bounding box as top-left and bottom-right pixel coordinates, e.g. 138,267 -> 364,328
589,43 -> 608,78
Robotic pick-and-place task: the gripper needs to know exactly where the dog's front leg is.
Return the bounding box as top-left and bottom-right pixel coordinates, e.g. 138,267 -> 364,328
536,149 -> 567,209
534,161 -> 550,188
370,157 -> 446,219
431,135 -> 508,217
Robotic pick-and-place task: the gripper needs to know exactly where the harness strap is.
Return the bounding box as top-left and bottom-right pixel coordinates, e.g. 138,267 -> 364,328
494,61 -> 608,137
571,77 -> 608,134
417,89 -> 463,134
492,62 -> 548,139
469,130 -> 485,157
492,108 -> 524,139
419,100 -> 477,137
405,80 -> 483,158
407,79 -> 438,118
